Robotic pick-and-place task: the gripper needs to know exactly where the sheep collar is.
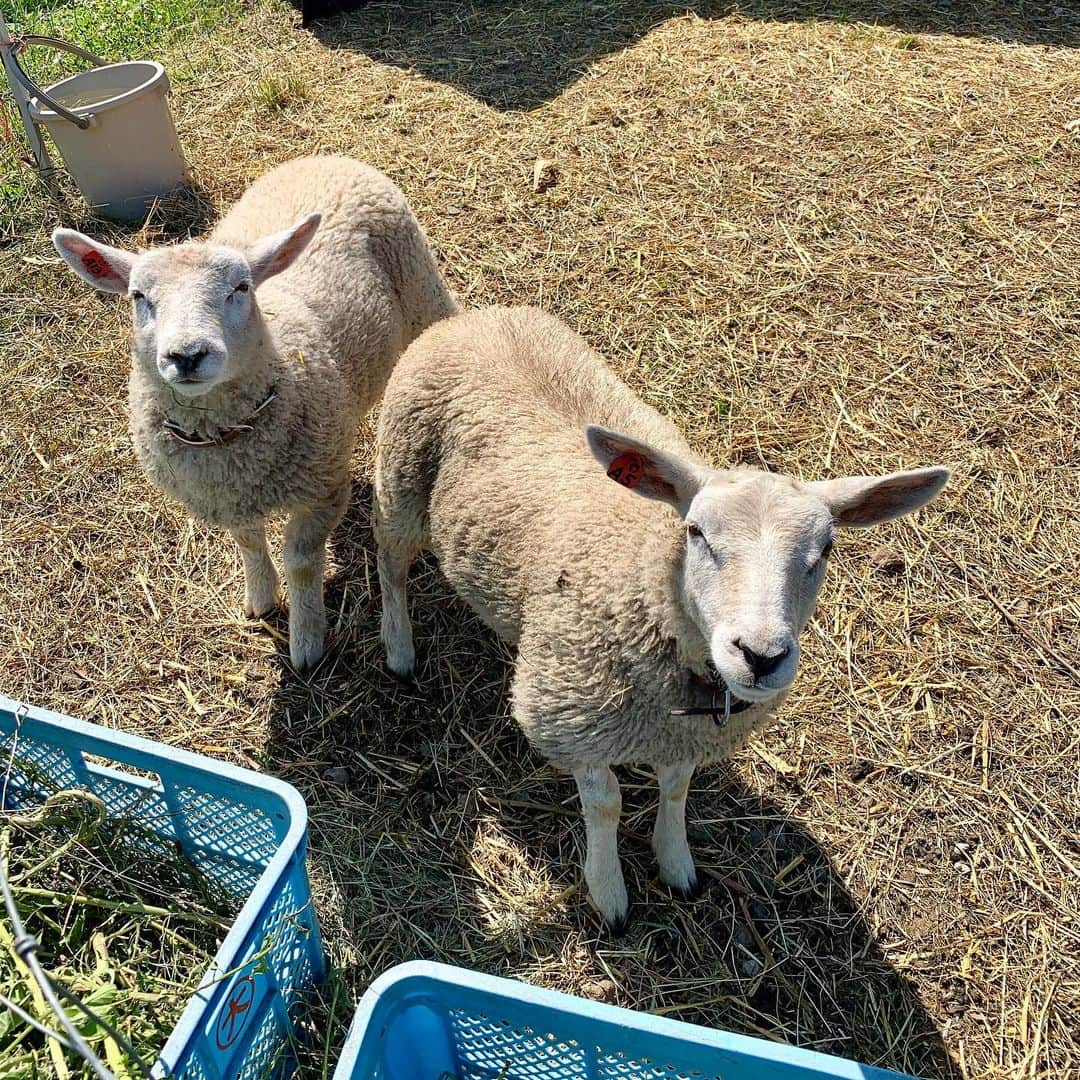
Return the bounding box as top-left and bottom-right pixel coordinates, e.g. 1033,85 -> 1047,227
162,387 -> 278,448
671,665 -> 754,727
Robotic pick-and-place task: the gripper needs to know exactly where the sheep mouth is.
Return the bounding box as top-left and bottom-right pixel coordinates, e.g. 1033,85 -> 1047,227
727,682 -> 781,704
164,372 -> 222,396
715,667 -> 789,704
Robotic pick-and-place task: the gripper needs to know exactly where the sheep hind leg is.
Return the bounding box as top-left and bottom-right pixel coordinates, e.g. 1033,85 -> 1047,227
653,763 -> 701,899
573,765 -> 629,933
230,520 -> 279,618
375,541 -> 417,678
283,488 -> 348,672
373,480 -> 425,678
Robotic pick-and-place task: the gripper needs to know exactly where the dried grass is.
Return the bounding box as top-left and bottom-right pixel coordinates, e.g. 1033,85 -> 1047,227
1,2 -> 1078,1077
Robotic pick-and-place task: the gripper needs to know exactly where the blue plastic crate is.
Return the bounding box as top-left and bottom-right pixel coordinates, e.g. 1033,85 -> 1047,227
0,695 -> 326,1080
334,961 -> 916,1080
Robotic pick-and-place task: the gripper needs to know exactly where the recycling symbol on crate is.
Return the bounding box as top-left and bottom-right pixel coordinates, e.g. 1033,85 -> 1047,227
215,975 -> 256,1050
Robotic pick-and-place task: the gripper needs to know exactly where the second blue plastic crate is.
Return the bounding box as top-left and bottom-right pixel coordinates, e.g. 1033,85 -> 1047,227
334,961 -> 916,1080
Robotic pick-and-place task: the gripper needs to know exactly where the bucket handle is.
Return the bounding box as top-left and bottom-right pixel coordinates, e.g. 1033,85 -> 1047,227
2,35 -> 109,129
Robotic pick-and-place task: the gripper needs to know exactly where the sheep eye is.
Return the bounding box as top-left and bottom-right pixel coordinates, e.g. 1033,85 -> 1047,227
808,539 -> 834,576
687,522 -> 703,540
130,290 -> 144,301
233,281 -> 250,293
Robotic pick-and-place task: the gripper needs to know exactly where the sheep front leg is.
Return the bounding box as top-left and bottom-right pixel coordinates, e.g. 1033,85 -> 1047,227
283,490 -> 347,671
230,520 -> 279,618
653,763 -> 700,899
573,765 -> 628,932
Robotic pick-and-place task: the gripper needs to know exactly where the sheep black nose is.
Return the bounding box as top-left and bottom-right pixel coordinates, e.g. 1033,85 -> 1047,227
166,347 -> 208,376
736,641 -> 790,680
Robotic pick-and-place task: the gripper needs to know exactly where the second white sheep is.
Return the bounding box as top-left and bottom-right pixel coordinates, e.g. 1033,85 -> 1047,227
374,305 -> 949,928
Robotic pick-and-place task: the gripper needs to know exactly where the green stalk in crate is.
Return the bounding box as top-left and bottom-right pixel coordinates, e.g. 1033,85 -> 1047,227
0,790 -> 240,1076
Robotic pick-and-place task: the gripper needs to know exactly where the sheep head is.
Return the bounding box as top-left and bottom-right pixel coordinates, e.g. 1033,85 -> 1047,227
52,215 -> 320,397
587,424 -> 949,704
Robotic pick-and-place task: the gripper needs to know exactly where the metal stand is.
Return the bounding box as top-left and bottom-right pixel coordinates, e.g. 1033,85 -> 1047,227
1,10 -> 52,184
0,12 -> 106,194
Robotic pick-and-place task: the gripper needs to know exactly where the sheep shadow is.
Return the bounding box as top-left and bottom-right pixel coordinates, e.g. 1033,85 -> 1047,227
307,0 -> 1079,112
261,476 -> 959,1078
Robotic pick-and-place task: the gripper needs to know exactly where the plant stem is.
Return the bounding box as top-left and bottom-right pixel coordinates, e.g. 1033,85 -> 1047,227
10,888 -> 231,932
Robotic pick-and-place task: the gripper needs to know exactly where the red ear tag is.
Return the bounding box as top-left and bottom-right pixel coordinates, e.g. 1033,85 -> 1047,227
81,250 -> 110,278
607,451 -> 645,489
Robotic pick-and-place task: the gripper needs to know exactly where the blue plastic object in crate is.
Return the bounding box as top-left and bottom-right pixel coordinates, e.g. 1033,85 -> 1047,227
334,961 -> 916,1080
0,695 -> 326,1079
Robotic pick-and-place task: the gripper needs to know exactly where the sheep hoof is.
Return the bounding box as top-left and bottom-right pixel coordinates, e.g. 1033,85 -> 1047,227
606,911 -> 629,938
385,644 -> 416,680
586,880 -> 629,933
289,635 -> 325,672
656,850 -> 700,898
244,596 -> 279,619
387,663 -> 417,686
672,874 -> 704,902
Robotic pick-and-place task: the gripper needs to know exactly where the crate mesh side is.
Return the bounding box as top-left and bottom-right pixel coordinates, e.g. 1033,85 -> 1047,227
0,716 -> 321,1080
185,845 -> 265,895
81,774 -> 177,833
441,1006 -> 725,1080
176,1048 -> 212,1080
596,1050 -> 716,1079
175,866 -> 319,1079
262,869 -> 319,1010
449,1009 -> 589,1079
0,737 -> 78,804
171,785 -> 281,864
235,1002 -> 290,1080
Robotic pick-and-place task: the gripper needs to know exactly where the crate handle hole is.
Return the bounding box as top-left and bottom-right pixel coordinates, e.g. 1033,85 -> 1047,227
82,752 -> 162,788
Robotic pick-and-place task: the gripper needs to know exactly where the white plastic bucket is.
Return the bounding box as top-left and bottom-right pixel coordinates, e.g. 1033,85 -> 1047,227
29,61 -> 188,221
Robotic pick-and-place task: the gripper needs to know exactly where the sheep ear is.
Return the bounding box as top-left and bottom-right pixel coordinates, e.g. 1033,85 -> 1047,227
806,467 -> 950,528
52,229 -> 134,294
248,213 -> 321,287
585,425 -> 708,515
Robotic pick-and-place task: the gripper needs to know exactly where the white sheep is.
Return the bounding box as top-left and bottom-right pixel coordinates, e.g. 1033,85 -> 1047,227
374,305 -> 949,929
53,156 -> 457,669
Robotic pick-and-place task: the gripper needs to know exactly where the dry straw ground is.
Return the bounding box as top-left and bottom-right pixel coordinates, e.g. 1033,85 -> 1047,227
1,1 -> 1078,1077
